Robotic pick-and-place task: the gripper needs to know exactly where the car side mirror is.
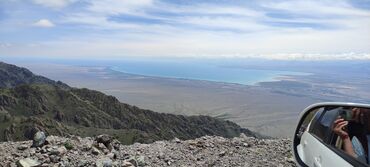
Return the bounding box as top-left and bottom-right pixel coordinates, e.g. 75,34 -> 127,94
292,102 -> 370,167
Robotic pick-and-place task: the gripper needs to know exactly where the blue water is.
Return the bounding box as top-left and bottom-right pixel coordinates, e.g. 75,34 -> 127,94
0,56 -> 309,85
109,59 -> 308,85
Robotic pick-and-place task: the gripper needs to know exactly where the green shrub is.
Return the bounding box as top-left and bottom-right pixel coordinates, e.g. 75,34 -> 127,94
64,141 -> 74,150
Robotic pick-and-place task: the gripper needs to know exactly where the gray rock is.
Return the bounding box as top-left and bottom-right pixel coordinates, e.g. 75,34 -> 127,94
243,143 -> 250,147
29,148 -> 36,155
12,153 -> 20,157
157,152 -> 165,159
50,146 -> 67,155
32,131 -> 46,147
40,163 -> 50,167
107,152 -> 117,159
136,156 -> 145,166
16,158 -> 41,167
17,145 -> 28,150
173,138 -> 181,143
127,157 -> 138,167
70,135 -> 82,142
96,158 -> 112,167
111,139 -> 121,150
95,134 -> 113,149
49,155 -> 60,163
45,136 -> 58,145
82,141 -> 93,151
122,161 -> 135,167
77,160 -> 88,166
40,148 -> 47,154
91,147 -> 100,155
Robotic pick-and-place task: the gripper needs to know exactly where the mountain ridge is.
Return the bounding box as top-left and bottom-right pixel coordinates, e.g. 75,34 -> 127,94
0,61 -> 259,144
0,62 -> 68,89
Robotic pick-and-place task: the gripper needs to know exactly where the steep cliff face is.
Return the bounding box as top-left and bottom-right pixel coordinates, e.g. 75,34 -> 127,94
0,62 -> 257,144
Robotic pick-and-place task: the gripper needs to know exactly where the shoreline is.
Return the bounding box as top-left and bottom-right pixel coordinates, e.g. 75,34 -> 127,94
108,65 -> 310,87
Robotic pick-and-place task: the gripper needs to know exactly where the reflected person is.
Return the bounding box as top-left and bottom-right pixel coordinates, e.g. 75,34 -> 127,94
333,108 -> 370,164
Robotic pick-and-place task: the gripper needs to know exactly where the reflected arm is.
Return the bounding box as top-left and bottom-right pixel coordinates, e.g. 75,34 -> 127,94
342,136 -> 357,158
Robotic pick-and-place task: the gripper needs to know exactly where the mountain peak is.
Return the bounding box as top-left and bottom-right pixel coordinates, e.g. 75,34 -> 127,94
0,61 -> 68,89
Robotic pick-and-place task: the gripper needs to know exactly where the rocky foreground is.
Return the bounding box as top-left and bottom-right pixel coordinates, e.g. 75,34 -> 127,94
0,133 -> 296,167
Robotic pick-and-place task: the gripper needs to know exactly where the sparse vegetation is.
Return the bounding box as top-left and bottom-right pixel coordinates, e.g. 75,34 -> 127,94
64,141 -> 74,150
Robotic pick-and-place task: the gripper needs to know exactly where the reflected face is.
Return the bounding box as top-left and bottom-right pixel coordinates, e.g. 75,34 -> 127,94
347,108 -> 370,129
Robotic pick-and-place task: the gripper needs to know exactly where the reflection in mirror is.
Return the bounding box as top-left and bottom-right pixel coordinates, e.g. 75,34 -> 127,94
296,106 -> 370,166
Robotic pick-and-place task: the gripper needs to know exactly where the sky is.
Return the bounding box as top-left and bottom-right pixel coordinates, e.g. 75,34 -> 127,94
0,0 -> 369,60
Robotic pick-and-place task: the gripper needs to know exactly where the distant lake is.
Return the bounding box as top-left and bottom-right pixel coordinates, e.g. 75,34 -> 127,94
110,59 -> 309,85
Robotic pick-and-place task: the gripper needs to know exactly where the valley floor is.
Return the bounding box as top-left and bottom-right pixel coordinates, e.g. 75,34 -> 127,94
17,63 -> 319,138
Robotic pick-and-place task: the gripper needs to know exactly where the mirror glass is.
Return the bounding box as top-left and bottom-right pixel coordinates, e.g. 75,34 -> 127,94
295,106 -> 370,166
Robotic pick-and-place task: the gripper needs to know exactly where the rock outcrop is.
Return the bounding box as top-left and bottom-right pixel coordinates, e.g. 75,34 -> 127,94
0,134 -> 296,167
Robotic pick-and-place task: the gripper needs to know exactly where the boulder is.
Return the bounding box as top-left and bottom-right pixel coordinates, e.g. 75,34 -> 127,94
32,131 -> 46,147
95,134 -> 113,150
16,158 -> 41,167
17,144 -> 29,150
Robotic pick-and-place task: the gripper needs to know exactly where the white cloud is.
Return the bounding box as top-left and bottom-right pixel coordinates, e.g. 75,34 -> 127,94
61,0 -> 156,29
32,0 -> 76,8
1,0 -> 370,60
256,53 -> 370,60
261,0 -> 369,17
87,0 -> 153,15
0,43 -> 12,48
32,19 -> 55,27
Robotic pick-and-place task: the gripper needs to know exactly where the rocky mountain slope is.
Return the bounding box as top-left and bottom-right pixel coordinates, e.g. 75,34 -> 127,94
0,134 -> 295,167
0,61 -> 257,144
0,62 -> 68,89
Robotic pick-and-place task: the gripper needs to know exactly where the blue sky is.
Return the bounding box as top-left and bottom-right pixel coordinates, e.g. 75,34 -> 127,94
0,0 -> 369,60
